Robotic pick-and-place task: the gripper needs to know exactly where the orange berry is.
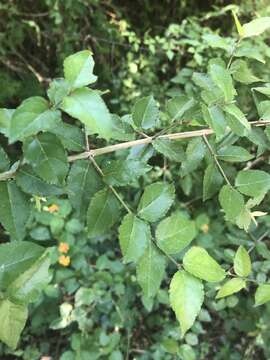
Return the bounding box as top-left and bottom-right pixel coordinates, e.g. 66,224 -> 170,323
58,242 -> 70,254
58,255 -> 71,267
47,204 -> 59,213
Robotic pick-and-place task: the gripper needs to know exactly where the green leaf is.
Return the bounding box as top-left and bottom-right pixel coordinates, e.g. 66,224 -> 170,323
242,17 -> 270,38
48,121 -> 85,151
63,50 -> 97,89
156,212 -> 196,254
136,241 -> 166,298
252,86 -> 270,97
119,213 -> 150,263
102,159 -> 151,186
219,185 -> 245,223
231,60 -> 261,84
110,114 -> 135,141
0,145 -> 9,172
23,132 -> 69,185
153,138 -> 185,162
183,246 -> 226,282
0,108 -> 14,137
255,284 -> 270,306
132,95 -> 159,129
61,87 -> 112,140
181,138 -> 206,176
203,163 -> 223,201
47,78 -> 70,106
67,160 -> 102,219
87,189 -> 120,237
216,278 -> 246,299
235,45 -> 265,63
9,97 -> 61,143
224,104 -> 250,136
7,252 -> 50,305
137,182 -> 175,222
209,64 -> 236,102
234,246 -> 252,277
0,241 -> 44,290
169,270 -> 204,336
201,104 -> 226,140
0,299 -> 28,349
166,96 -> 195,122
0,181 -> 30,241
16,165 -> 64,196
235,170 -> 270,197
217,145 -> 253,162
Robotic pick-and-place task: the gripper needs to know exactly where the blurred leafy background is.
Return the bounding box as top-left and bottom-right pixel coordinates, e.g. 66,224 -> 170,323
1,0 -> 270,359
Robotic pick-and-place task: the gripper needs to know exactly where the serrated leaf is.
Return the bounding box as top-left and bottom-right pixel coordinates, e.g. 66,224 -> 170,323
23,132 -> 69,185
0,181 -> 30,241
183,246 -> 226,282
47,78 -> 70,106
231,60 -> 261,84
209,64 -> 236,102
219,185 -> 245,223
224,103 -> 250,136
203,163 -> 223,201
242,17 -> 270,38
87,189 -> 120,237
201,104 -> 226,140
48,121 -> 85,151
119,213 -> 150,263
216,278 -> 246,299
0,145 -> 9,172
234,246 -> 252,277
0,299 -> 28,349
0,241 -> 44,290
137,182 -> 175,222
235,170 -> 270,197
153,138 -> 185,162
156,212 -> 196,254
61,87 -> 112,140
102,159 -> 151,186
0,108 -> 14,137
63,50 -> 97,89
181,138 -> 206,176
169,271 -> 204,336
67,160 -> 102,219
132,95 -> 159,129
255,283 -> 270,306
9,97 -> 61,143
166,96 -> 195,122
217,145 -> 253,162
110,114 -> 135,141
136,240 -> 166,298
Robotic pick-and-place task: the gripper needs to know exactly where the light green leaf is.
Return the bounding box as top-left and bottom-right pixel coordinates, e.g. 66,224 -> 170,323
235,170 -> 270,197
219,185 -> 245,223
119,213 -> 150,263
0,241 -> 44,290
242,17 -> 270,38
209,64 -> 236,102
181,138 -> 206,176
224,103 -> 250,136
102,159 -> 151,186
0,181 -> 30,241
169,270 -> 204,336
61,87 -> 112,140
156,212 -> 196,254
0,108 -> 14,137
201,104 -> 226,140
47,78 -> 70,106
153,138 -> 185,162
203,34 -> 232,51
217,145 -> 253,162
132,95 -> 159,130
137,182 -> 175,222
203,163 -> 223,201
136,241 -> 166,298
9,97 -> 61,143
166,96 -> 195,122
234,246 -> 252,277
255,283 -> 270,306
0,299 -> 28,349
216,278 -> 246,299
235,46 -> 265,63
87,189 -> 120,237
63,50 -> 97,89
252,86 -> 270,97
235,206 -> 252,232
0,146 -> 9,172
23,132 -> 69,185
183,246 -> 226,282
231,60 -> 261,84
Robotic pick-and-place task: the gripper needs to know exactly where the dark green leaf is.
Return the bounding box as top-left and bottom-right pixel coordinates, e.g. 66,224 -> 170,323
217,146 -> 253,162
153,138 -> 185,162
132,95 -> 159,129
235,170 -> 270,197
203,163 -> 223,201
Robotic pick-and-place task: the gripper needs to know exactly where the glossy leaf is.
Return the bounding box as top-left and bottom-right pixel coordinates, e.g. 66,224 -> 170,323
242,17 -> 270,38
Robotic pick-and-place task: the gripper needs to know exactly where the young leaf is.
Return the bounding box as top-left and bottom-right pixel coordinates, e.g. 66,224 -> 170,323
219,185 -> 245,223
61,87 -> 112,140
169,271 -> 204,336
183,246 -> 226,282
181,138 -> 206,176
87,189 -> 120,237
23,132 -> 69,185
217,145 -> 253,162
234,246 -> 251,277
153,138 -> 185,162
136,241 -> 166,298
166,96 -> 195,121
119,213 -> 150,263
132,95 -> 159,130
203,163 -> 223,201
156,212 -> 196,254
63,50 -> 97,89
137,182 -> 175,222
216,278 -> 246,299
242,17 -> 270,38
255,284 -> 270,306
209,64 -> 236,102
0,299 -> 28,349
0,181 -> 30,241
235,170 -> 270,197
